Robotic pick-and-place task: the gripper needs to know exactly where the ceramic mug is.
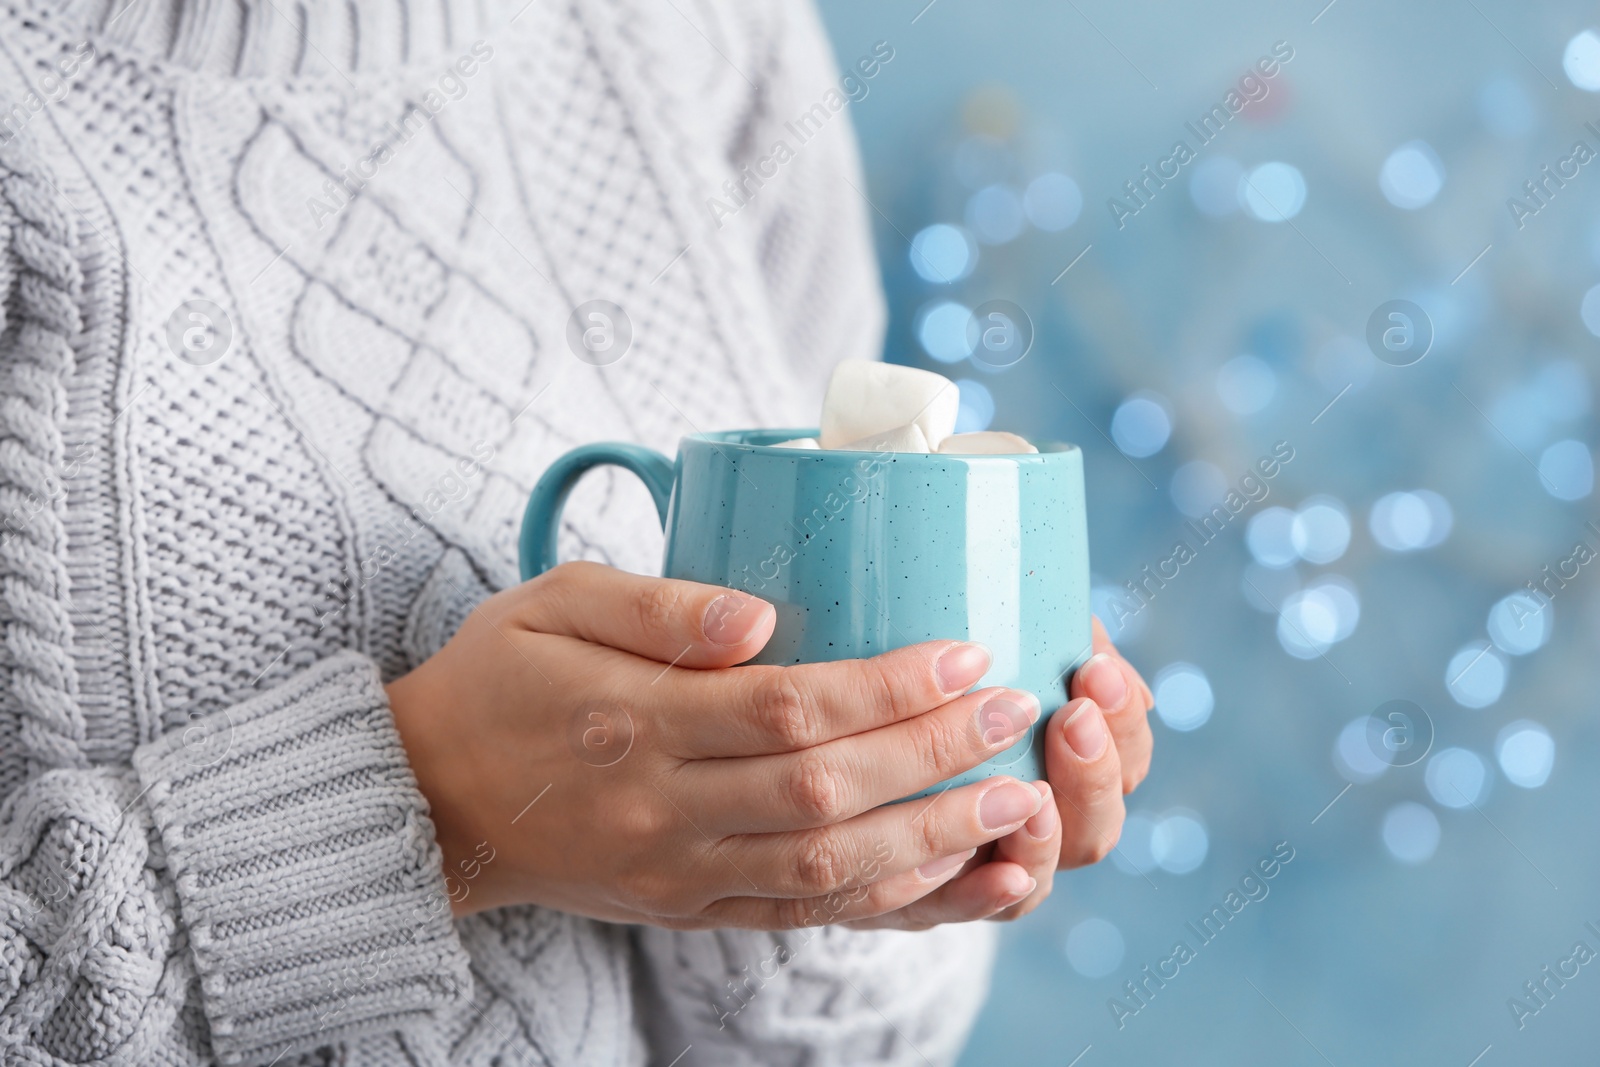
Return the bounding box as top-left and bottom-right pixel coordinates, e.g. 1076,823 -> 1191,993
519,427 -> 1091,799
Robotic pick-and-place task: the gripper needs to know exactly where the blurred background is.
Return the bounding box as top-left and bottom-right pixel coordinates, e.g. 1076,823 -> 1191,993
809,0 -> 1600,1063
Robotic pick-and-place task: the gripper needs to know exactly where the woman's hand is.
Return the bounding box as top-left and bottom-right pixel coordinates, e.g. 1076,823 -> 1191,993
386,561 -> 1053,928
850,616 -> 1154,929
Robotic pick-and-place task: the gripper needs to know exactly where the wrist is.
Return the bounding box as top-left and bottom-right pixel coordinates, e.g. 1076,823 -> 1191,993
387,668 -> 488,916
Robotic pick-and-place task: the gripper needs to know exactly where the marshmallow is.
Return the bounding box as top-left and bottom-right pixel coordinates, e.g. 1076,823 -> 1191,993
773,437 -> 820,449
840,423 -> 930,453
936,431 -> 1038,455
819,359 -> 960,450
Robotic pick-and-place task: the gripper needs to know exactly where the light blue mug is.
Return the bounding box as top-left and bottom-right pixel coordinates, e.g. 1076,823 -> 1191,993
519,428 -> 1091,798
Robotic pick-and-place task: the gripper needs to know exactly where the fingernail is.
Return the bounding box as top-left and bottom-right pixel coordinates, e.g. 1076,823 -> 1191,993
936,642 -> 992,694
979,781 -> 1043,831
975,690 -> 1040,747
703,594 -> 767,645
1011,876 -> 1038,902
1061,698 -> 1107,761
916,847 -> 976,880
1024,784 -> 1057,840
1079,653 -> 1128,711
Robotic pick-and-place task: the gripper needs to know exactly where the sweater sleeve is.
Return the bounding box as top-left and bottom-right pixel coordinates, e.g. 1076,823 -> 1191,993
0,652 -> 473,1065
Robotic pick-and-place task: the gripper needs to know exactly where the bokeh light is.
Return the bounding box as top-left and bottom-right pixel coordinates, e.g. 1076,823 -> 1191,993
1215,354 -> 1277,414
1334,716 -> 1388,783
1151,662 -> 1213,731
1310,576 -> 1359,639
1239,161 -> 1307,221
1291,496 -> 1352,564
1563,29 -> 1600,91
916,300 -> 974,363
909,223 -> 976,283
1538,439 -> 1593,500
1023,172 -> 1082,231
1496,721 -> 1555,788
965,184 -> 1025,244
1064,918 -> 1125,978
1110,394 -> 1172,457
1381,802 -> 1441,865
1425,747 -> 1489,809
1246,507 -> 1298,568
1277,577 -> 1359,658
1369,490 -> 1452,551
1151,809 -> 1209,874
1446,642 -> 1507,709
1378,141 -> 1444,209
1486,591 -> 1550,656
954,377 -> 995,432
1581,283 -> 1600,336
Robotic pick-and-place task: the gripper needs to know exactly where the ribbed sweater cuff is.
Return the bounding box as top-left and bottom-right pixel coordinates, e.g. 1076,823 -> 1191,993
132,652 -> 472,1065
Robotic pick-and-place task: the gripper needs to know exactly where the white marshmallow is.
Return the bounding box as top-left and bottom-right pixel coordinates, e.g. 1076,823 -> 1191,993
819,359 -> 960,450
840,423 -> 930,453
935,431 -> 1038,455
773,437 -> 820,449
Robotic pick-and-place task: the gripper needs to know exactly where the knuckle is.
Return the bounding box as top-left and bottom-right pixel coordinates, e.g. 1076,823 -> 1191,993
617,799 -> 672,845
785,751 -> 849,825
475,584 -> 524,630
911,805 -> 948,861
522,561 -> 599,629
535,559 -> 592,599
636,580 -> 688,638
756,672 -> 817,750
790,827 -> 848,896
916,714 -> 970,780
857,657 -> 907,723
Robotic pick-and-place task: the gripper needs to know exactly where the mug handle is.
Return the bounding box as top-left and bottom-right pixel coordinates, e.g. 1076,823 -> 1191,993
518,443 -> 676,581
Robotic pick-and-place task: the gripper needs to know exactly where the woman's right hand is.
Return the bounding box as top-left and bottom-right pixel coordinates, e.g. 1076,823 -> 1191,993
386,560 -> 1051,929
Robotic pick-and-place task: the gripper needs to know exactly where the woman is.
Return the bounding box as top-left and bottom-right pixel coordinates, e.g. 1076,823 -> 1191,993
0,0 -> 1153,1062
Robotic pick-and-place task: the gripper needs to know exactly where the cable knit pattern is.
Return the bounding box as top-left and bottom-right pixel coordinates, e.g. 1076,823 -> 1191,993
0,137 -> 88,775
0,0 -> 999,1063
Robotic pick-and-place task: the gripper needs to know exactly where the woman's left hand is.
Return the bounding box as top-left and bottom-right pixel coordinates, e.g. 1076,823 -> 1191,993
847,616 -> 1154,929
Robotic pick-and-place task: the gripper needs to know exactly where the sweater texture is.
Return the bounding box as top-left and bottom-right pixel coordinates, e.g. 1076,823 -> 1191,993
0,0 -> 998,1063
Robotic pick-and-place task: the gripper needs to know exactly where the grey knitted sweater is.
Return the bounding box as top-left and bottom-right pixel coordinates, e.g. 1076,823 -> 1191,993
0,0 -> 998,1063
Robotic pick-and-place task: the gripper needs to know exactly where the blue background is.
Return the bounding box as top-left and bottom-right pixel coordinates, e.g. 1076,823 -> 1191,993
812,1 -> 1600,1064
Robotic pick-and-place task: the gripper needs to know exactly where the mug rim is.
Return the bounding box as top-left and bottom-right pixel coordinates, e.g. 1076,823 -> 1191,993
684,427 -> 1079,458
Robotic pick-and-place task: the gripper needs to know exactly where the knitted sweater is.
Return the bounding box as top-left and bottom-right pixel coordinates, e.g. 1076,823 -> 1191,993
0,0 -> 999,1063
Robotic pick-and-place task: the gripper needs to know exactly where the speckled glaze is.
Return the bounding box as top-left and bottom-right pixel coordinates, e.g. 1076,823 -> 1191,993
520,428 -> 1091,799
